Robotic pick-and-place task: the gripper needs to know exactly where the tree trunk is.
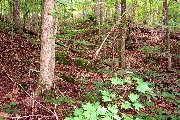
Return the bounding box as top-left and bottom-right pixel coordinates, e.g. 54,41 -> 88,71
118,0 -> 126,69
35,0 -> 57,97
163,0 -> 172,71
13,0 -> 20,26
94,0 -> 104,26
114,0 -> 119,23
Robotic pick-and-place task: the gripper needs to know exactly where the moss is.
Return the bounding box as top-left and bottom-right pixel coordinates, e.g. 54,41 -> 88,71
55,52 -> 69,65
61,74 -> 75,83
84,92 -> 100,103
74,58 -> 97,71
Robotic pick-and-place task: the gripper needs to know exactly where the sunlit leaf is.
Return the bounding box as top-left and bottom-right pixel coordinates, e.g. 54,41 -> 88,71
136,82 -> 151,93
133,102 -> 144,111
128,93 -> 139,102
110,77 -> 124,85
133,77 -> 144,84
121,101 -> 132,109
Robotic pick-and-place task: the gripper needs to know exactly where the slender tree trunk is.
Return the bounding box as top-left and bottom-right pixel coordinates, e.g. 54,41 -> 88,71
0,1 -> 3,18
118,0 -> 126,68
35,0 -> 57,97
143,0 -> 147,24
8,0 -> 13,21
163,0 -> 172,71
94,0 -> 104,26
149,0 -> 153,26
114,0 -> 119,23
13,0 -> 20,26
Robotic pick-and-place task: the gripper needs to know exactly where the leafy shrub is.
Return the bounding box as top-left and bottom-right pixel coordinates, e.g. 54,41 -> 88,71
138,45 -> 160,55
65,102 -> 120,120
1,102 -> 19,114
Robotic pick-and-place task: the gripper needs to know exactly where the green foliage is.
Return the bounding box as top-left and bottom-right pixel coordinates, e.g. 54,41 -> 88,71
55,52 -> 69,65
61,74 -> 75,83
133,102 -> 144,111
128,93 -> 139,102
121,93 -> 144,111
65,102 -> 120,120
161,92 -> 175,101
121,113 -> 133,120
138,46 -> 160,55
84,92 -> 100,103
99,90 -> 116,102
1,102 -> 19,114
64,73 -> 153,119
74,58 -> 97,71
145,101 -> 154,107
110,77 -> 125,85
45,97 -> 75,105
136,82 -> 152,93
121,101 -> 132,109
72,39 -> 93,46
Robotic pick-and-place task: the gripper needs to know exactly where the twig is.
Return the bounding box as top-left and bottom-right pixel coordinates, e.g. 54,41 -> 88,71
94,7 -> 130,57
0,63 -> 59,120
95,25 -> 116,57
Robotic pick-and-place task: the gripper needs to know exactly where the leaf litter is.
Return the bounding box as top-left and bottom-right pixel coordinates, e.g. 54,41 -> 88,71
0,28 -> 179,119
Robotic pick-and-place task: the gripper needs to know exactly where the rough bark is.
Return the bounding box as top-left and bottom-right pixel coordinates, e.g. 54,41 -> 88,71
94,0 -> 104,26
118,0 -> 126,68
114,0 -> 119,23
13,0 -> 20,26
36,0 -> 57,97
163,0 -> 172,71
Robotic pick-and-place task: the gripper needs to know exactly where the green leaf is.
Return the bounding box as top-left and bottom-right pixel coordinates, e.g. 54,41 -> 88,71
100,90 -> 116,102
161,92 -> 175,100
158,115 -> 168,120
9,102 -> 18,106
5,109 -> 19,114
136,82 -> 151,93
175,100 -> 180,104
128,93 -> 139,102
107,104 -> 118,114
82,103 -> 95,111
133,102 -> 144,111
145,101 -> 154,107
122,113 -> 133,120
74,108 -> 83,116
2,103 -> 11,109
110,77 -> 124,85
135,118 -> 143,120
170,115 -> 178,120
133,77 -> 144,84
121,101 -> 132,109
156,108 -> 163,114
0,118 -> 5,120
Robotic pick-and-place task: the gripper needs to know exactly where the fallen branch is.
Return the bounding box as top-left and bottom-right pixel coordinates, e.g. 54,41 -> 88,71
95,25 -> 116,57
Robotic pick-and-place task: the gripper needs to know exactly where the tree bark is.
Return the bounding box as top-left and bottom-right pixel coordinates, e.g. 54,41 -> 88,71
13,0 -> 20,26
163,0 -> 172,71
118,0 -> 126,68
94,0 -> 104,26
35,0 -> 57,97
114,0 -> 119,23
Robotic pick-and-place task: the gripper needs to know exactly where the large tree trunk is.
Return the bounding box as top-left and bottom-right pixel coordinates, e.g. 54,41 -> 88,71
35,0 -> 57,97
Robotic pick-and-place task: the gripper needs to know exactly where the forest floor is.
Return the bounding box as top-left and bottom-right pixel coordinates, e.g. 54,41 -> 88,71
0,25 -> 179,120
